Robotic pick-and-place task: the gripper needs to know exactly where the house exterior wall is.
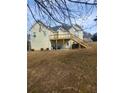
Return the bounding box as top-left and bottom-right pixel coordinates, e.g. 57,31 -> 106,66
69,26 -> 83,40
31,23 -> 52,50
57,28 -> 69,35
78,31 -> 83,40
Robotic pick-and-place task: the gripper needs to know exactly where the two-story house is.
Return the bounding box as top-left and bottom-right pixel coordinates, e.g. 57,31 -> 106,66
30,21 -> 88,50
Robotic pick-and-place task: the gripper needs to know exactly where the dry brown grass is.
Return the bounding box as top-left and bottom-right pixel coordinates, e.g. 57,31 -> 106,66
27,43 -> 97,93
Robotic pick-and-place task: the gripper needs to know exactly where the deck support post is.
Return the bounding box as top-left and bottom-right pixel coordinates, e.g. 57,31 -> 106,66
70,40 -> 72,49
56,39 -> 57,50
79,44 -> 81,49
63,39 -> 64,48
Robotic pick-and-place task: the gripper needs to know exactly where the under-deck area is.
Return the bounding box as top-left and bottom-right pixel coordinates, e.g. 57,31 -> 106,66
50,39 -> 71,49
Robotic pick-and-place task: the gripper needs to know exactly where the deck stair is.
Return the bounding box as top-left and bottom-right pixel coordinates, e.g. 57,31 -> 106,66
70,33 -> 89,48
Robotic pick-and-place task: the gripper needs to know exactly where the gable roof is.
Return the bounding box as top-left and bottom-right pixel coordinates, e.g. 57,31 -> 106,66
51,25 -> 72,31
51,24 -> 83,32
29,20 -> 55,32
29,20 -> 83,32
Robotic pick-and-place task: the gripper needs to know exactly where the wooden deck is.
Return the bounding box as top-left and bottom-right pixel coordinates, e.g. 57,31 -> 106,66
50,33 -> 89,48
50,34 -> 71,40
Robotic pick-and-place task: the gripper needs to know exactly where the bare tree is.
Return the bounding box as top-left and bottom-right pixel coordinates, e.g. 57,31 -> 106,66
27,0 -> 97,26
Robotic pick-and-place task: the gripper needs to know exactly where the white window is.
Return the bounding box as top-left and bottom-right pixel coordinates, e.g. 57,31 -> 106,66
33,32 -> 36,38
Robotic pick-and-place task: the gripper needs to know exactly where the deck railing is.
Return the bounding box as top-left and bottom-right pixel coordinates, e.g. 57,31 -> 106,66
50,34 -> 71,40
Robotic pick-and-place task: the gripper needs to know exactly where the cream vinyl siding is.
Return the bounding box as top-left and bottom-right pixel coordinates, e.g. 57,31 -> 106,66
31,23 -> 51,50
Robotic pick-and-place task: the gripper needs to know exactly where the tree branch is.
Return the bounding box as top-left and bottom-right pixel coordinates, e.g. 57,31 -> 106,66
68,0 -> 97,5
